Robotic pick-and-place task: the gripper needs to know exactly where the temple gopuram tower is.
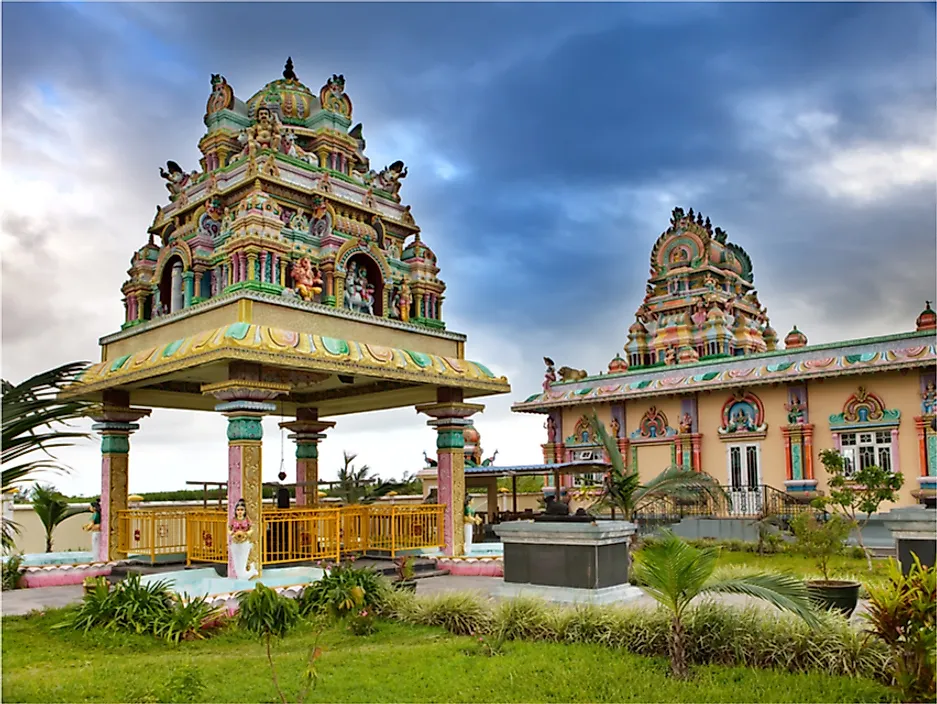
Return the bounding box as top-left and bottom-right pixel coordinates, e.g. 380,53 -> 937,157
624,207 -> 776,369
60,59 -> 510,572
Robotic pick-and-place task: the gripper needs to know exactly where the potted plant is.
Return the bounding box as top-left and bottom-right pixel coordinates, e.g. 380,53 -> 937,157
82,575 -> 109,596
790,512 -> 860,616
393,555 -> 417,592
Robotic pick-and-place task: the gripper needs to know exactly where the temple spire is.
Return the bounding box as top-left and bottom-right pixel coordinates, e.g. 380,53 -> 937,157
283,57 -> 297,81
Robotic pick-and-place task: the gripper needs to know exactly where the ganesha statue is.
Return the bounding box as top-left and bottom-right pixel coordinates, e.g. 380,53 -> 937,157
290,257 -> 323,301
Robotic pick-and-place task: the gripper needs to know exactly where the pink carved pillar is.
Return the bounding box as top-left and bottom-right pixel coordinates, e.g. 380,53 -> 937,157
417,390 -> 484,556
204,373 -> 290,579
260,252 -> 268,283
89,394 -> 151,562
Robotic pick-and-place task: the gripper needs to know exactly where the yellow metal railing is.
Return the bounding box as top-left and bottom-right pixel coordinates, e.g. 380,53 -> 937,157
262,507 -> 341,565
117,509 -> 189,564
186,510 -> 228,566
146,503 -> 447,567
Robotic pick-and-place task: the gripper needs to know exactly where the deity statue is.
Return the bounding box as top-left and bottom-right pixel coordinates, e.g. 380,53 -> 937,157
542,357 -> 557,391
398,279 -> 412,323
242,106 -> 282,158
206,74 -> 234,115
282,129 -> 308,160
921,382 -> 936,414
290,258 -> 323,301
82,499 -> 102,558
691,298 -> 707,328
727,408 -> 755,433
609,417 -> 621,438
785,395 -> 806,424
679,413 -> 693,434
343,261 -> 375,315
703,274 -> 716,291
545,416 -> 557,443
372,160 -> 408,200
664,347 -> 677,366
463,498 -> 482,553
228,498 -> 258,580
159,160 -> 197,201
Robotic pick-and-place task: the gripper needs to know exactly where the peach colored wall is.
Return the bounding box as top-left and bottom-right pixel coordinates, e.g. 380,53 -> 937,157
633,444 -> 674,482
806,370 -> 925,510
696,386 -> 788,486
624,398 -> 682,482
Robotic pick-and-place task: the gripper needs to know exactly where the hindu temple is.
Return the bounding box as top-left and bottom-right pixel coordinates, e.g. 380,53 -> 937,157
514,207 -> 937,509
59,59 -> 511,576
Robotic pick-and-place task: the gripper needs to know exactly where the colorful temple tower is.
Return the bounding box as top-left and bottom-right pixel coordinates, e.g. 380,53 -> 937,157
61,60 -> 510,572
624,207 -> 775,370
515,209 -> 936,509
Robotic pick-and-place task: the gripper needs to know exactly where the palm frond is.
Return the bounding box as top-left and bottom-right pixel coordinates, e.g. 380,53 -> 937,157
633,466 -> 725,509
633,531 -> 719,616
702,573 -> 820,628
588,410 -> 627,478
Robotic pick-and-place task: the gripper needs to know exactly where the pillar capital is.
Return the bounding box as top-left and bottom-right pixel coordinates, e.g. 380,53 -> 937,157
416,401 -> 485,423
201,379 -> 290,406
88,404 -> 151,426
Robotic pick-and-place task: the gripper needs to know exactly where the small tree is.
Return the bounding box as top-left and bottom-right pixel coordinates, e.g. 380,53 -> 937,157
790,512 -> 853,582
816,449 -> 904,570
31,484 -> 87,552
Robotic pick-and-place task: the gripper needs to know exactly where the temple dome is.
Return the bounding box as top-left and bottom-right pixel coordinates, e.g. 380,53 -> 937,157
463,425 -> 480,445
784,325 -> 808,349
246,59 -> 317,125
916,301 -> 936,331
401,235 -> 436,263
608,353 -> 629,373
628,320 -> 648,335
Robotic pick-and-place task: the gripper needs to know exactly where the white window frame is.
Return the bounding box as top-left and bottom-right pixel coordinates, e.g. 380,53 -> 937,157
839,431 -> 893,478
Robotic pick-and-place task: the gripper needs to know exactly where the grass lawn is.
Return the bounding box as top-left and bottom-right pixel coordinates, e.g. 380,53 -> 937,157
708,549 -> 892,589
2,609 -> 896,703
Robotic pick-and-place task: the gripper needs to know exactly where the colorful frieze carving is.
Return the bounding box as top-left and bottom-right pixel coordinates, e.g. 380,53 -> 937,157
829,386 -> 900,430
922,381 -> 936,416
718,390 -> 767,437
515,340 -> 936,411
629,407 -> 677,441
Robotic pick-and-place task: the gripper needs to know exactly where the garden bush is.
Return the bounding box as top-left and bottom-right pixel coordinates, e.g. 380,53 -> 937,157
385,591 -> 893,683
59,574 -> 225,642
2,554 -> 24,591
297,561 -> 389,618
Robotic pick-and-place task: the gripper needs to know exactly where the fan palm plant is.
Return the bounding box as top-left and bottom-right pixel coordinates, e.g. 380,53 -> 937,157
31,484 -> 88,552
2,361 -> 91,549
586,411 -> 724,526
634,531 -> 820,679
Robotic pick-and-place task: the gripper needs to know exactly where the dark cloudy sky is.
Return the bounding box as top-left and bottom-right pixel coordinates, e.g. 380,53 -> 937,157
2,2 -> 935,496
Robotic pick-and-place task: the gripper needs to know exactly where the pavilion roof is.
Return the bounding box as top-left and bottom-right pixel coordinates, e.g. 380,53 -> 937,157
462,461 -> 610,478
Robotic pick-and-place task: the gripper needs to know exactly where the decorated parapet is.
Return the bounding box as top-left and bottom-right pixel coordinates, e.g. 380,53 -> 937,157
120,58 -> 446,330
623,207 -> 778,369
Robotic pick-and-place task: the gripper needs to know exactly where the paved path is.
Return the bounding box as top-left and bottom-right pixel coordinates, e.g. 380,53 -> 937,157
3,575 -> 870,624
2,585 -> 84,617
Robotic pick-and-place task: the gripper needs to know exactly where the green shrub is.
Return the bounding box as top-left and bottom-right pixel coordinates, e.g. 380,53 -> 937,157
863,556 -> 936,702
790,513 -> 853,581
2,554 -> 24,591
405,591 -> 490,636
238,583 -> 300,639
297,561 -> 388,618
154,596 -> 225,644
347,607 -> 376,636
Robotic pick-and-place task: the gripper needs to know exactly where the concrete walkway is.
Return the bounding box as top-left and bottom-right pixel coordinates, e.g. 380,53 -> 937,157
3,575 -> 870,623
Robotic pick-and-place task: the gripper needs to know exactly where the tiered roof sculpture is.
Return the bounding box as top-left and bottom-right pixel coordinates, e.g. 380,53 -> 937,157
622,207 -> 777,370
121,58 -> 444,330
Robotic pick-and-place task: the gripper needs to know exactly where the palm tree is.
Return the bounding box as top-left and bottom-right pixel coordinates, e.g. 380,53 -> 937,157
2,361 -> 91,549
634,531 -> 819,679
586,411 -> 724,526
330,452 -> 399,504
31,484 -> 88,552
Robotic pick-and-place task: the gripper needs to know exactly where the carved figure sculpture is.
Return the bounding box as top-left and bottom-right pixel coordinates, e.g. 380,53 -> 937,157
283,130 -> 308,160
610,417 -> 621,438
727,408 -> 755,433
558,366 -> 588,382
423,450 -> 438,468
206,74 -> 234,115
343,262 -> 375,315
398,279 -> 411,323
679,413 -> 693,434
373,160 -> 408,200
82,499 -> 102,558
545,416 -> 557,443
482,450 -> 499,467
664,347 -> 677,366
159,160 -> 197,200
542,357 -> 557,391
921,384 -> 936,415
240,107 -> 282,158
786,395 -> 806,424
291,258 -> 323,301
228,498 -> 258,580
463,498 -> 482,552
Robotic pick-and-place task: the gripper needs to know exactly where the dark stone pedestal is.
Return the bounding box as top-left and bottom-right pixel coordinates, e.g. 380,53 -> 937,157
493,520 -> 642,604
881,506 -> 937,575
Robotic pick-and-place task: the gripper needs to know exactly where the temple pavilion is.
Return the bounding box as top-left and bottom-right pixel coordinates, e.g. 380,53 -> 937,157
513,208 -> 937,510
59,59 -> 510,574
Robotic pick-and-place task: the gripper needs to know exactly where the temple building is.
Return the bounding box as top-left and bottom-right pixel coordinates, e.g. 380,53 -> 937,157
59,59 -> 511,572
513,207 -> 937,509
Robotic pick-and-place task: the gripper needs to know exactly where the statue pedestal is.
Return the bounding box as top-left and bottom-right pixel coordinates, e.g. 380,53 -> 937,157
493,520 -> 643,605
880,506 -> 937,575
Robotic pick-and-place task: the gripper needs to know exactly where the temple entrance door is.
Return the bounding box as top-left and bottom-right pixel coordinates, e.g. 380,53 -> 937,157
726,443 -> 762,516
